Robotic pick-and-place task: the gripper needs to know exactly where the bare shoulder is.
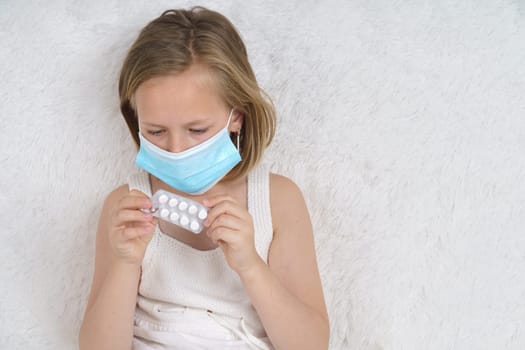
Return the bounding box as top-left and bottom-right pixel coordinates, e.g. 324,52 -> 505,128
269,173 -> 311,234
269,173 -> 305,203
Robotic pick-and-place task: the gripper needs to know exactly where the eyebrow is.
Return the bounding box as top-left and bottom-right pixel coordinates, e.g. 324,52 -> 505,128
142,118 -> 211,128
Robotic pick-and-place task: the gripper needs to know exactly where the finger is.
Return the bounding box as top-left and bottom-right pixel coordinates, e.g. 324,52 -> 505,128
114,209 -> 154,226
205,200 -> 245,227
207,214 -> 243,233
121,222 -> 156,241
207,226 -> 238,245
119,191 -> 152,210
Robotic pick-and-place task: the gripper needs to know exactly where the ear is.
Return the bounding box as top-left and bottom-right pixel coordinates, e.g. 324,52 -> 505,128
230,109 -> 244,132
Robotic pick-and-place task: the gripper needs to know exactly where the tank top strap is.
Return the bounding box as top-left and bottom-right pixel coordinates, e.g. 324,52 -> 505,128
248,161 -> 274,262
127,169 -> 152,196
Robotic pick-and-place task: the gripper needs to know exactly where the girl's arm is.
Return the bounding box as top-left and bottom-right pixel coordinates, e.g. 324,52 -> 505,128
205,174 -> 329,349
239,174 -> 329,350
79,186 -> 156,350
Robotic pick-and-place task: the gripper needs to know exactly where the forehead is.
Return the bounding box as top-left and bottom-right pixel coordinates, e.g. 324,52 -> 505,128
134,64 -> 227,122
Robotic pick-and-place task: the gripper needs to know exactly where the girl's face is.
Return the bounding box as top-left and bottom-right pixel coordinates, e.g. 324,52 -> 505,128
134,64 -> 242,152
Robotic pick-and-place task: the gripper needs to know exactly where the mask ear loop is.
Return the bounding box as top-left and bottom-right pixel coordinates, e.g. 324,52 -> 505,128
235,129 -> 241,152
228,108 -> 241,152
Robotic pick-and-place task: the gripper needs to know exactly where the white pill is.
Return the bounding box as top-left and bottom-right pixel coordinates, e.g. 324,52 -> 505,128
168,198 -> 178,207
180,215 -> 190,226
190,220 -> 200,232
178,201 -> 188,211
158,194 -> 169,204
160,208 -> 170,218
188,205 -> 198,215
198,209 -> 208,220
169,212 -> 180,222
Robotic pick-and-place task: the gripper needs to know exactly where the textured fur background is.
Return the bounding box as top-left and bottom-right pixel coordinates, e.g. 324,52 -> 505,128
1,1 -> 524,349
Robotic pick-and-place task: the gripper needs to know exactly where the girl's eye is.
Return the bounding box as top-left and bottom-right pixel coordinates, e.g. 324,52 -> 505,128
189,128 -> 208,134
148,130 -> 165,136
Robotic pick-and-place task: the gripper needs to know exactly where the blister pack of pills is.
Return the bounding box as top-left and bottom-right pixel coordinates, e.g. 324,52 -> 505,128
145,189 -> 208,234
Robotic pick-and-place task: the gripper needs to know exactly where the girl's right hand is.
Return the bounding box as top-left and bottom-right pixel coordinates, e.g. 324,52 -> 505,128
108,189 -> 157,265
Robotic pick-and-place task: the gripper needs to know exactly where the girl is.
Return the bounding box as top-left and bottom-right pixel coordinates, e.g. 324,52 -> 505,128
79,6 -> 329,350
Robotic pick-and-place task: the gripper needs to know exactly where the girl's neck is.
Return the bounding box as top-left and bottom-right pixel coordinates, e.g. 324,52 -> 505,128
149,174 -> 247,202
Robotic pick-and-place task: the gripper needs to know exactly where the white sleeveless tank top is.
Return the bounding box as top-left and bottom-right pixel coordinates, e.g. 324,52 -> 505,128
127,162 -> 274,345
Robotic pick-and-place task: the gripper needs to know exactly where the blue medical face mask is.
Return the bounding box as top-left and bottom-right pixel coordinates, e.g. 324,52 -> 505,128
135,109 -> 241,195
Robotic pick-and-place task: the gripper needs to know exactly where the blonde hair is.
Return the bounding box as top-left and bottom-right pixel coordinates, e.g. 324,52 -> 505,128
118,6 -> 276,181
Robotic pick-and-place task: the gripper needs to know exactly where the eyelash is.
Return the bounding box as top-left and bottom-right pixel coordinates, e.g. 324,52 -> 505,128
147,129 -> 208,136
189,128 -> 208,134
148,130 -> 164,136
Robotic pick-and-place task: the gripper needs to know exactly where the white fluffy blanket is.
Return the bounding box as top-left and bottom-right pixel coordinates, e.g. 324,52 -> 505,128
1,1 -> 524,349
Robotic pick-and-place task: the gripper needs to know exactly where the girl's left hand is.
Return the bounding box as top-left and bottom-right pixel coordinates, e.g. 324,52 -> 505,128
203,195 -> 262,275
